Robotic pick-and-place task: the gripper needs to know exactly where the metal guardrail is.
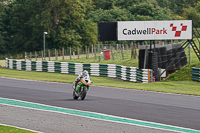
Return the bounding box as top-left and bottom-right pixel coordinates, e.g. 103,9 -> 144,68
6,58 -> 153,83
192,67 -> 200,82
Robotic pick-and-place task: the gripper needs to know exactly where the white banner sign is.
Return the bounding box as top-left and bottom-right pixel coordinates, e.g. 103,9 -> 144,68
117,20 -> 192,40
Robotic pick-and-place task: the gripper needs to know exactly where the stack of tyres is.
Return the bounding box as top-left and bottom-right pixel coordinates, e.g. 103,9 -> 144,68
146,52 -> 153,69
21,61 -> 26,70
99,64 -> 108,77
166,49 -> 175,71
180,50 -> 187,66
116,65 -> 122,79
68,63 -> 75,75
139,49 -> 145,69
31,61 -> 37,71
55,62 -> 61,73
192,67 -> 200,82
138,43 -> 188,77
42,61 -> 48,72
83,64 -> 91,75
160,47 -> 167,68
155,48 -> 162,68
13,60 -> 17,70
174,48 -> 181,70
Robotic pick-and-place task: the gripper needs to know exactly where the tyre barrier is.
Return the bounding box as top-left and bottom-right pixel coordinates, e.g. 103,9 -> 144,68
139,44 -> 187,77
192,67 -> 200,82
6,58 -> 153,83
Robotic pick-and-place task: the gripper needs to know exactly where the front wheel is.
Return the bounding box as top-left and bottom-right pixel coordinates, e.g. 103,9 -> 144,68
73,90 -> 79,100
80,87 -> 87,100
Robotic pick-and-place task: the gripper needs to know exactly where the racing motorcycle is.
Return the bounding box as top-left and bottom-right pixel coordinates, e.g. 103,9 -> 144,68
72,75 -> 92,100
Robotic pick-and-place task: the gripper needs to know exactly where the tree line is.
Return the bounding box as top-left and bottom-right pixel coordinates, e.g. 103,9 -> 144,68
0,0 -> 200,55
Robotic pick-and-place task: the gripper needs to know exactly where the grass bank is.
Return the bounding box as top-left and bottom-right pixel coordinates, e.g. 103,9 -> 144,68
165,63 -> 200,81
0,125 -> 35,133
0,67 -> 199,96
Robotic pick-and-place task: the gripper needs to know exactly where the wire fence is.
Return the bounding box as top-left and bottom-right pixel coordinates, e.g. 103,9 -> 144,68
1,39 -> 187,62
9,43 -> 138,62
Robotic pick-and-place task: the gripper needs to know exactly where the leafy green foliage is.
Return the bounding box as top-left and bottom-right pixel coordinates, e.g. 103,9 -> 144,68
0,0 -> 97,54
0,0 -> 200,55
182,1 -> 200,27
88,7 -> 134,22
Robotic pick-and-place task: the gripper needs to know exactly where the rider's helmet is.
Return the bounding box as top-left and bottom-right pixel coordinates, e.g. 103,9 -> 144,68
83,70 -> 88,76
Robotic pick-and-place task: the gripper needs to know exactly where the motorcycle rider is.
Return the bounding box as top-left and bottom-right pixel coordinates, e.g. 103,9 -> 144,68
74,70 -> 89,91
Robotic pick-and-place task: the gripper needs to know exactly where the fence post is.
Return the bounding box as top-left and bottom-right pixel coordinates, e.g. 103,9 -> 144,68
131,42 -> 133,59
133,44 -> 136,59
60,49 -> 62,59
176,40 -> 178,44
88,47 -> 90,58
132,43 -> 135,59
62,47 -> 64,60
77,47 -> 79,59
120,44 -> 124,60
98,42 -> 100,62
85,46 -> 88,59
110,44 -> 114,61
42,50 -> 44,61
118,44 -> 121,60
35,51 -> 37,61
54,49 -> 56,60
48,49 -> 51,61
94,45 -> 96,60
57,49 -> 59,60
54,49 -> 57,60
134,43 -> 138,59
70,47 -> 72,60
25,52 -> 27,61
126,44 -> 128,51
30,52 -> 32,61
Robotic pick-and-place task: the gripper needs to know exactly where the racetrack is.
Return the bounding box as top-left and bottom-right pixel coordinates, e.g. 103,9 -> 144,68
0,77 -> 200,132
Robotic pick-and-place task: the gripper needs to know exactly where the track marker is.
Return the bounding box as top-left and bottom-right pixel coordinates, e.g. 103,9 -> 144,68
0,97 -> 199,133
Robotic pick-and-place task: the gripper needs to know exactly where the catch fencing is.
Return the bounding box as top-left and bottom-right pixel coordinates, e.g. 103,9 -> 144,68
6,58 -> 153,83
192,67 -> 200,82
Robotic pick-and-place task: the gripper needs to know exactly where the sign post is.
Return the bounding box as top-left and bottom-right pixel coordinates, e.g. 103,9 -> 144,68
43,32 -> 48,61
117,20 -> 192,41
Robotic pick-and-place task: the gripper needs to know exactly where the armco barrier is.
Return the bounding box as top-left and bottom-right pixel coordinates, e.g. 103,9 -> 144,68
192,67 -> 200,82
5,58 -> 153,83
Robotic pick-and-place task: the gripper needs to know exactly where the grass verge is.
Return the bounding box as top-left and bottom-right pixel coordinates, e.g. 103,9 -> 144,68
0,67 -> 199,96
0,125 -> 35,133
165,63 -> 200,81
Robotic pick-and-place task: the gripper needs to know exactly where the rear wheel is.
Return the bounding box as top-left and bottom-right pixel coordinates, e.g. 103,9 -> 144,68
73,90 -> 79,100
80,87 -> 87,100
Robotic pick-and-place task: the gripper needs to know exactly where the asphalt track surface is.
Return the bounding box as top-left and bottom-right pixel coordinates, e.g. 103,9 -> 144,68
0,77 -> 200,132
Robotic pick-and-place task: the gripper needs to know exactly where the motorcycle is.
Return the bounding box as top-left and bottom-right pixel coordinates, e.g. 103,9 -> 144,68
72,75 -> 92,100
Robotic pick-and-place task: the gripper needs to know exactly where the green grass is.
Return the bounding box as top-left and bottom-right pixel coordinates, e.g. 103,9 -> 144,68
0,50 -> 138,67
165,63 -> 200,81
0,41 -> 199,95
57,50 -> 138,67
166,40 -> 200,81
0,67 -> 199,96
0,125 -> 35,133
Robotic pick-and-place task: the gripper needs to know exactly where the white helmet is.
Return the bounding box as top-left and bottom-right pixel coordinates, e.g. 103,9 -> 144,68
83,70 -> 88,76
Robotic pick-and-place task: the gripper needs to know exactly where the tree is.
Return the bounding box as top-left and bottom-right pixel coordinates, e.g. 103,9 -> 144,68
0,0 -> 97,54
88,7 -> 134,22
128,1 -> 171,20
183,1 -> 200,27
